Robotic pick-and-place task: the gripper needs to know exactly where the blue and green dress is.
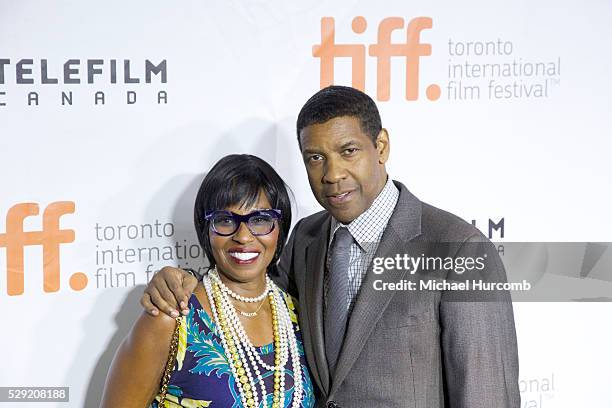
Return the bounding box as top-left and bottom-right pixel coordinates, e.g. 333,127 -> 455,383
151,289 -> 315,408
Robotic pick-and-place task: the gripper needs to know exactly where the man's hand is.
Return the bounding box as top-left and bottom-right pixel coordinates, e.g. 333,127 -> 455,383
140,266 -> 198,317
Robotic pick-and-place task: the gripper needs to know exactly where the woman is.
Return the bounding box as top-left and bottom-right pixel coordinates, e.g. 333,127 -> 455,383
101,154 -> 315,408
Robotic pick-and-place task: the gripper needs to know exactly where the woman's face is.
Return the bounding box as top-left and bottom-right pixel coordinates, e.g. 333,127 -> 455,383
209,190 -> 279,284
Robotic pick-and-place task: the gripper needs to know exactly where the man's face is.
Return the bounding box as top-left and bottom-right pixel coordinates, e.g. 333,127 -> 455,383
299,116 -> 389,223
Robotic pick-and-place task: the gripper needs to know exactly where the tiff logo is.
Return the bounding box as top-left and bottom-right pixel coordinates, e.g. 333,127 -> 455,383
313,16 -> 440,101
0,202 -> 87,295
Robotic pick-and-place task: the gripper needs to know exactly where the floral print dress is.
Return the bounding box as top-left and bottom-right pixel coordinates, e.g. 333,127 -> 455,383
150,290 -> 315,408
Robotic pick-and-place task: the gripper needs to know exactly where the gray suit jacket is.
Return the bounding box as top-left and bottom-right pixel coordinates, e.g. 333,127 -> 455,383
275,181 -> 520,408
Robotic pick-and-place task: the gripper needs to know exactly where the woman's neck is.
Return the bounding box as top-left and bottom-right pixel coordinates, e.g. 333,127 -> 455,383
214,269 -> 267,299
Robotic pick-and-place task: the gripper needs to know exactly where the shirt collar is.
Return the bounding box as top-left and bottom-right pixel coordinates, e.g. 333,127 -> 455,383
330,177 -> 399,250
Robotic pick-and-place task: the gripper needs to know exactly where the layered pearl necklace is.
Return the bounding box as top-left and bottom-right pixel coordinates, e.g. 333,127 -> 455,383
203,269 -> 304,408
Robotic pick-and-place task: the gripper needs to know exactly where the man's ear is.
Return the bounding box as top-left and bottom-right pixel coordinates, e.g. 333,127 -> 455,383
376,128 -> 390,164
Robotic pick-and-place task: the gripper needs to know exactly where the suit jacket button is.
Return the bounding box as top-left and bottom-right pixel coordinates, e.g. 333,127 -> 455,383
327,402 -> 338,408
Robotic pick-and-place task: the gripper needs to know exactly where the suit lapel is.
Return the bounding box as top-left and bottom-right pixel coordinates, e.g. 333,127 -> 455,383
330,181 -> 422,396
302,215 -> 331,395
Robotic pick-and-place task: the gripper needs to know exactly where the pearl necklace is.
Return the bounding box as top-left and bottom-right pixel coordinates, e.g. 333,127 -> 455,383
203,271 -> 304,408
210,269 -> 272,303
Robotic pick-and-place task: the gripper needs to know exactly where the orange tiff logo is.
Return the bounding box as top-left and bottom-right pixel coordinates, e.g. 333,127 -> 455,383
313,16 -> 440,101
0,202 -> 87,295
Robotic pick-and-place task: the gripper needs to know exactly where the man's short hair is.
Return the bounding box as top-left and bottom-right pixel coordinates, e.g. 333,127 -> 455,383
296,85 -> 382,148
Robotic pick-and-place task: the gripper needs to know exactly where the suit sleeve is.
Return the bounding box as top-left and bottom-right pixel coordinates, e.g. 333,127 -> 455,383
272,219 -> 301,298
440,234 -> 521,408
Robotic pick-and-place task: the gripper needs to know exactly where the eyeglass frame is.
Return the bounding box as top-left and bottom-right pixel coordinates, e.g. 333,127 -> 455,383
203,209 -> 282,236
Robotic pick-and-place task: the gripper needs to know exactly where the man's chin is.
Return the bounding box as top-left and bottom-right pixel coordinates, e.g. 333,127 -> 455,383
326,207 -> 360,224
315,197 -> 361,223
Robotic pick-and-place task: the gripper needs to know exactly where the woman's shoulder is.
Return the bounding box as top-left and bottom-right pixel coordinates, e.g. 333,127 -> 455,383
132,310 -> 180,344
278,289 -> 301,327
113,309 -> 181,372
280,290 -> 297,309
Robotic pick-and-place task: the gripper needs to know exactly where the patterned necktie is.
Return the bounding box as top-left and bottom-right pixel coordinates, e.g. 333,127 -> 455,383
324,227 -> 353,376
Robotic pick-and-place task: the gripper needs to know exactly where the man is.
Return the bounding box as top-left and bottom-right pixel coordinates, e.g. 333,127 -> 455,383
142,86 -> 520,407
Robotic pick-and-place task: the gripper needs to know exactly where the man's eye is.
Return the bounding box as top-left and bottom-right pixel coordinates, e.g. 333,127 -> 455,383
343,148 -> 358,155
308,154 -> 324,163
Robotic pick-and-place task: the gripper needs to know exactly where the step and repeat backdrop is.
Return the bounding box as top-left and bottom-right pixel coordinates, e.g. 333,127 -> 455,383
1,0 -> 611,406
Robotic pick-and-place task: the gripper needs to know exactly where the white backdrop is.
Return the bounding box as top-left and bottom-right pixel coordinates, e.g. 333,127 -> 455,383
1,0 -> 611,406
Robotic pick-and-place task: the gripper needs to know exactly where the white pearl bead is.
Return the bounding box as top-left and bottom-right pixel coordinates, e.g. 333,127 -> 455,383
203,272 -> 304,407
